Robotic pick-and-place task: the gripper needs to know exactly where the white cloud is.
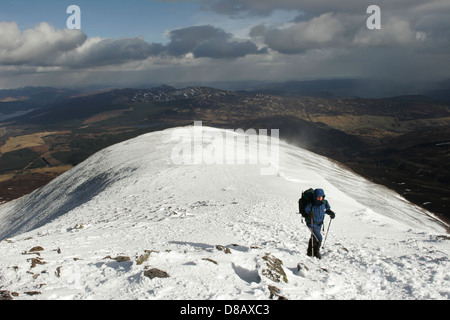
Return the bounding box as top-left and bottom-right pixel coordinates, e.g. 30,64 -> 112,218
0,22 -> 87,66
353,17 -> 416,47
257,13 -> 346,54
0,22 -> 265,70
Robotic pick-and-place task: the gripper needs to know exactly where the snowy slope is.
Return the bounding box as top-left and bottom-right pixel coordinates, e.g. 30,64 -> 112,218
0,125 -> 448,300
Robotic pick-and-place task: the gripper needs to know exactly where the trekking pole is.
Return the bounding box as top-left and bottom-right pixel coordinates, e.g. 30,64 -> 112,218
322,218 -> 332,249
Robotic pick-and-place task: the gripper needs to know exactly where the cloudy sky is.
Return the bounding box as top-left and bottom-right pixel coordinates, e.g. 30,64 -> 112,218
0,0 -> 449,89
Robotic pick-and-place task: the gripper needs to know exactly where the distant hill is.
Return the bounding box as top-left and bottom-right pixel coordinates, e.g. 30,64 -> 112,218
0,84 -> 449,222
0,87 -> 80,117
427,89 -> 450,102
244,79 -> 450,100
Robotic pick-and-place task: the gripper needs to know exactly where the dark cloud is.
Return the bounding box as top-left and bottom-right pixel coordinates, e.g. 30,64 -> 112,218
161,0 -> 450,57
198,0 -> 437,17
193,38 -> 266,58
63,38 -> 166,68
200,0 -> 360,18
166,25 -> 226,56
415,13 -> 450,49
166,25 -> 266,58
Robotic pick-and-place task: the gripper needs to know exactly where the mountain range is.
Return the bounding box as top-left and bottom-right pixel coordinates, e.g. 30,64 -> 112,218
0,80 -> 449,223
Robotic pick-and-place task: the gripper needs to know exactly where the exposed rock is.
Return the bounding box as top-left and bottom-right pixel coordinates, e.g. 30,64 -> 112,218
0,290 -> 13,300
215,245 -> 231,254
260,253 -> 288,283
136,250 -> 158,265
202,258 -> 218,265
297,262 -> 309,271
143,268 -> 170,279
103,255 -> 130,262
55,266 -> 61,278
268,285 -> 288,300
28,257 -> 47,269
268,285 -> 280,299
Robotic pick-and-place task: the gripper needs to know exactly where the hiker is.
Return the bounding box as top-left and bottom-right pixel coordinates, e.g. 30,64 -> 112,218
304,188 -> 335,259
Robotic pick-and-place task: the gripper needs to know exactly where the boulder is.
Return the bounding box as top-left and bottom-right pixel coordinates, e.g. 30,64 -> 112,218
144,268 -> 170,279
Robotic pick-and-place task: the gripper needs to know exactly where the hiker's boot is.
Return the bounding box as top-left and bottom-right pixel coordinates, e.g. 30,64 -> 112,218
306,239 -> 313,257
314,242 -> 322,259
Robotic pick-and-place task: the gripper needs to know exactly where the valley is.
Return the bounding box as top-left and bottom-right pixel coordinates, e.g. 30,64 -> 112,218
0,85 -> 449,222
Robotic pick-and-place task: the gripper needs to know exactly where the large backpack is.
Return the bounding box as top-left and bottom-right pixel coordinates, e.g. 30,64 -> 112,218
298,188 -> 328,219
298,188 -> 315,218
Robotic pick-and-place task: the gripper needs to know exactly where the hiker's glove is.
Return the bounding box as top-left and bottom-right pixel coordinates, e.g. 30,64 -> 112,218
327,210 -> 335,219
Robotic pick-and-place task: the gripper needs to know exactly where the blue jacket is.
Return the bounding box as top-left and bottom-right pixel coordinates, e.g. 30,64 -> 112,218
305,189 -> 331,225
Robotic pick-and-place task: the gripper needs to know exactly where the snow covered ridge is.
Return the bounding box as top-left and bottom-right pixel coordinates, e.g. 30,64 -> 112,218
0,125 -> 448,300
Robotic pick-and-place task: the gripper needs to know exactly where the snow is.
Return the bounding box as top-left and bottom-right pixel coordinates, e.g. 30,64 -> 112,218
0,125 -> 448,300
